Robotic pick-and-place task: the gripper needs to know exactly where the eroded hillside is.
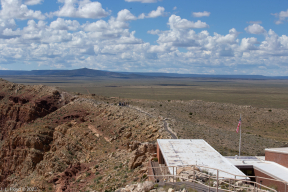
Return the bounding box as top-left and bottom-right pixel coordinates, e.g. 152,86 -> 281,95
90,95 -> 288,156
0,79 -> 171,191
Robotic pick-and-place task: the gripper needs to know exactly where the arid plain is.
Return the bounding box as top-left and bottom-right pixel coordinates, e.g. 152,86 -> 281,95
4,75 -> 288,156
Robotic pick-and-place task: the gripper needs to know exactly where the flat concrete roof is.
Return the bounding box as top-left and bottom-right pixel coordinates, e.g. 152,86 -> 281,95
157,139 -> 247,179
265,147 -> 288,155
226,156 -> 288,182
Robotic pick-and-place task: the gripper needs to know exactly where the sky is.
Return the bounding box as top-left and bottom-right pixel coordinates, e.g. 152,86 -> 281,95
0,0 -> 288,75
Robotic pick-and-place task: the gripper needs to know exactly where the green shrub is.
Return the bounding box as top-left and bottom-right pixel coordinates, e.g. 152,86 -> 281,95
141,174 -> 147,179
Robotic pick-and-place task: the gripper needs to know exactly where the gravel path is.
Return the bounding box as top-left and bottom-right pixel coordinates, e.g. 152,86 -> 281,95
163,121 -> 177,139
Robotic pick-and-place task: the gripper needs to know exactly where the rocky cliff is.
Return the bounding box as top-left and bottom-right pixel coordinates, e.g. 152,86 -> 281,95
0,79 -> 170,191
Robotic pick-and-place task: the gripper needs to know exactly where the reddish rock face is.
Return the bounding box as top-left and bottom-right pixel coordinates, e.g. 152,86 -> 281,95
0,79 -> 70,187
0,79 -> 169,191
0,81 -> 67,140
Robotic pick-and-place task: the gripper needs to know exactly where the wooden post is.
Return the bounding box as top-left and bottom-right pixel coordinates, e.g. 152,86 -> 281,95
285,182 -> 287,192
216,170 -> 219,192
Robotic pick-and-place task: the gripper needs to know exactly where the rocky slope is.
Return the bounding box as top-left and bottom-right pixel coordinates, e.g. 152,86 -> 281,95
0,79 -> 171,191
92,95 -> 288,156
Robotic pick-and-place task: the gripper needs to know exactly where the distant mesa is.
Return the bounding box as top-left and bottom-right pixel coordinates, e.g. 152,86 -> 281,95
0,68 -> 288,80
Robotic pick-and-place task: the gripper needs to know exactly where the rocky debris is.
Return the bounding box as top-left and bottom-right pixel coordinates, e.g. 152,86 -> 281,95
49,162 -> 88,192
115,181 -> 154,192
128,141 -> 157,169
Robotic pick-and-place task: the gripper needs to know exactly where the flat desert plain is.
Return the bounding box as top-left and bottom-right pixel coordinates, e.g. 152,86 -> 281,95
4,76 -> 288,156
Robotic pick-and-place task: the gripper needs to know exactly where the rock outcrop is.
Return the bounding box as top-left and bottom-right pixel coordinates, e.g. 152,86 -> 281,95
127,141 -> 157,169
115,181 -> 154,192
0,79 -> 170,191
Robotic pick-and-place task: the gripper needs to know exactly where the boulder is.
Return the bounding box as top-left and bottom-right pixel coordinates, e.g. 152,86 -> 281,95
115,181 -> 153,192
129,155 -> 146,169
235,181 -> 243,187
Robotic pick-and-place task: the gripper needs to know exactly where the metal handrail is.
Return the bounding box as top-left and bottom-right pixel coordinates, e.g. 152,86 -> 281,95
146,165 -> 286,192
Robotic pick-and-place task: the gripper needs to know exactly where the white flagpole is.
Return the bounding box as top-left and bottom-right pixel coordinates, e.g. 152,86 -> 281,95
239,114 -> 241,157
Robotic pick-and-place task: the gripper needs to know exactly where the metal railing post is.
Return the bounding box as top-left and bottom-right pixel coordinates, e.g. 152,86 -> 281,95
234,175 -> 236,191
173,166 -> 174,183
256,176 -> 258,191
194,165 -> 196,190
209,175 -> 210,192
216,170 -> 219,192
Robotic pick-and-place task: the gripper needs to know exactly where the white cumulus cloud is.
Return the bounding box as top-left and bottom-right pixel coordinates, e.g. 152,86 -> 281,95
168,14 -> 209,29
138,6 -> 167,19
239,37 -> 259,52
245,24 -> 266,34
53,0 -> 110,19
192,11 -> 210,17
0,0 -> 45,20
147,6 -> 166,18
50,18 -> 80,31
24,0 -> 43,5
272,9 -> 288,24
117,9 -> 137,21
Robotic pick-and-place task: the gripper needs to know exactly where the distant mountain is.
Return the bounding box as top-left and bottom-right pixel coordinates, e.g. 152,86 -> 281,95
0,68 -> 130,78
1,68 -> 288,79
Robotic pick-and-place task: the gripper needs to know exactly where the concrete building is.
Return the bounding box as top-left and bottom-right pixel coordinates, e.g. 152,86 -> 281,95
226,156 -> 288,192
265,147 -> 288,168
157,139 -> 247,179
156,139 -> 288,191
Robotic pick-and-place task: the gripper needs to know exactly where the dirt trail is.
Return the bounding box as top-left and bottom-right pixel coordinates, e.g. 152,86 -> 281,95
163,121 -> 177,139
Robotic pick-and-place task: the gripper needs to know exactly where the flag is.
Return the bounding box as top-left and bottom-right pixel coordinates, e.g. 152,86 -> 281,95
236,117 -> 241,133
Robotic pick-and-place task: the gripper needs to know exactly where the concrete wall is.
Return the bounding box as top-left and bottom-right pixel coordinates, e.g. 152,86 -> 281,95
265,151 -> 288,168
254,168 -> 287,192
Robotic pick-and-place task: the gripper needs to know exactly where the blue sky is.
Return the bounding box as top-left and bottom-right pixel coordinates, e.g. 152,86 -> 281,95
0,0 -> 288,75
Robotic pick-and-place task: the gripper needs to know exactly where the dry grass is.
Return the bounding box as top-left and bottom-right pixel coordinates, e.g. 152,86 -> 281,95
4,76 -> 288,109
3,76 -> 288,156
